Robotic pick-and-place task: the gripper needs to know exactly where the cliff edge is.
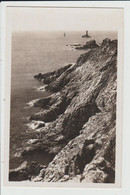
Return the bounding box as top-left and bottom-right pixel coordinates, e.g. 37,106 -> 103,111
9,38 -> 117,183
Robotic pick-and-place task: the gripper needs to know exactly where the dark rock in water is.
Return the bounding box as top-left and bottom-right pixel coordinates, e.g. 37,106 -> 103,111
9,161 -> 44,181
70,43 -> 81,47
14,38 -> 117,183
75,40 -> 99,50
9,169 -> 29,181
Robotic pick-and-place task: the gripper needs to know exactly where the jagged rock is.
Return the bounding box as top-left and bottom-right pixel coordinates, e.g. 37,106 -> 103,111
101,38 -> 112,47
9,161 -> 44,181
32,166 -> 46,182
34,96 -> 51,108
81,156 -> 115,183
75,40 -> 99,50
59,175 -> 69,182
30,92 -> 71,122
34,64 -> 72,85
16,39 -> 117,183
40,112 -> 116,182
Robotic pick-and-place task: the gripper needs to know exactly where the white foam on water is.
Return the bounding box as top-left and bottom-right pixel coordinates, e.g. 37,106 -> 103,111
26,98 -> 40,108
36,85 -> 47,92
26,120 -> 45,131
26,139 -> 38,145
10,161 -> 28,172
14,151 -> 22,158
14,148 -> 23,158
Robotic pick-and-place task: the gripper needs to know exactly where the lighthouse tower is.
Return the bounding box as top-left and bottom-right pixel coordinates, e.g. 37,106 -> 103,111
82,30 -> 91,38
86,31 -> 88,37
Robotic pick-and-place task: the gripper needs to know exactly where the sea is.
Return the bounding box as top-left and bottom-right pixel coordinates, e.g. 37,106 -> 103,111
10,31 -> 117,169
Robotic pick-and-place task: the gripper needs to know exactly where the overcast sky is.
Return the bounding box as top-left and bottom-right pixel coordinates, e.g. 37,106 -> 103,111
7,7 -> 123,32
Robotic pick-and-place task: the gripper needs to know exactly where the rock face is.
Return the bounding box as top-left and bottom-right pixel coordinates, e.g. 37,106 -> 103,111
9,38 -> 117,183
75,40 -> 99,50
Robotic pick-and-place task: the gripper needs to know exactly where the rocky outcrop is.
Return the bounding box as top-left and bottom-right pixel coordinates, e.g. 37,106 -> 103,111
9,161 -> 46,181
9,38 -> 117,183
75,40 -> 99,50
34,64 -> 72,86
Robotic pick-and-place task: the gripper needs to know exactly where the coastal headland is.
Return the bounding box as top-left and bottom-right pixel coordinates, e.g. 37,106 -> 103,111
9,38 -> 117,183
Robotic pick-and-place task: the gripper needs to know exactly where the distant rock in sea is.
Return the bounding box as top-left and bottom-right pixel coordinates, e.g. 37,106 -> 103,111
9,38 -> 117,183
75,40 -> 99,50
70,43 -> 81,47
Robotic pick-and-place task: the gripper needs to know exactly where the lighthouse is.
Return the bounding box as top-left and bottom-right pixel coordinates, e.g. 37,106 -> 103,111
86,31 -> 88,37
82,30 -> 91,38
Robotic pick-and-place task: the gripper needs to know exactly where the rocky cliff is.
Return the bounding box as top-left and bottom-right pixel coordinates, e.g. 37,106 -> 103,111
9,38 -> 117,183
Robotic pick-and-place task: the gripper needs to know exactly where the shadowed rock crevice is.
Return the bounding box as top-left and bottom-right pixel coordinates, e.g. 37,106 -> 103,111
64,145 -> 96,177
75,142 -> 96,174
30,93 -> 72,122
62,103 -> 101,140
104,135 -> 116,169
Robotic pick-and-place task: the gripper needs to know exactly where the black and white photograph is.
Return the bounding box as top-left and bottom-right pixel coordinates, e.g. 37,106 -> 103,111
2,5 -> 124,188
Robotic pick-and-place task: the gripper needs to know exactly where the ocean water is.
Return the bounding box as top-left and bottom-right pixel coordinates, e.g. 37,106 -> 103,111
10,31 -> 117,169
